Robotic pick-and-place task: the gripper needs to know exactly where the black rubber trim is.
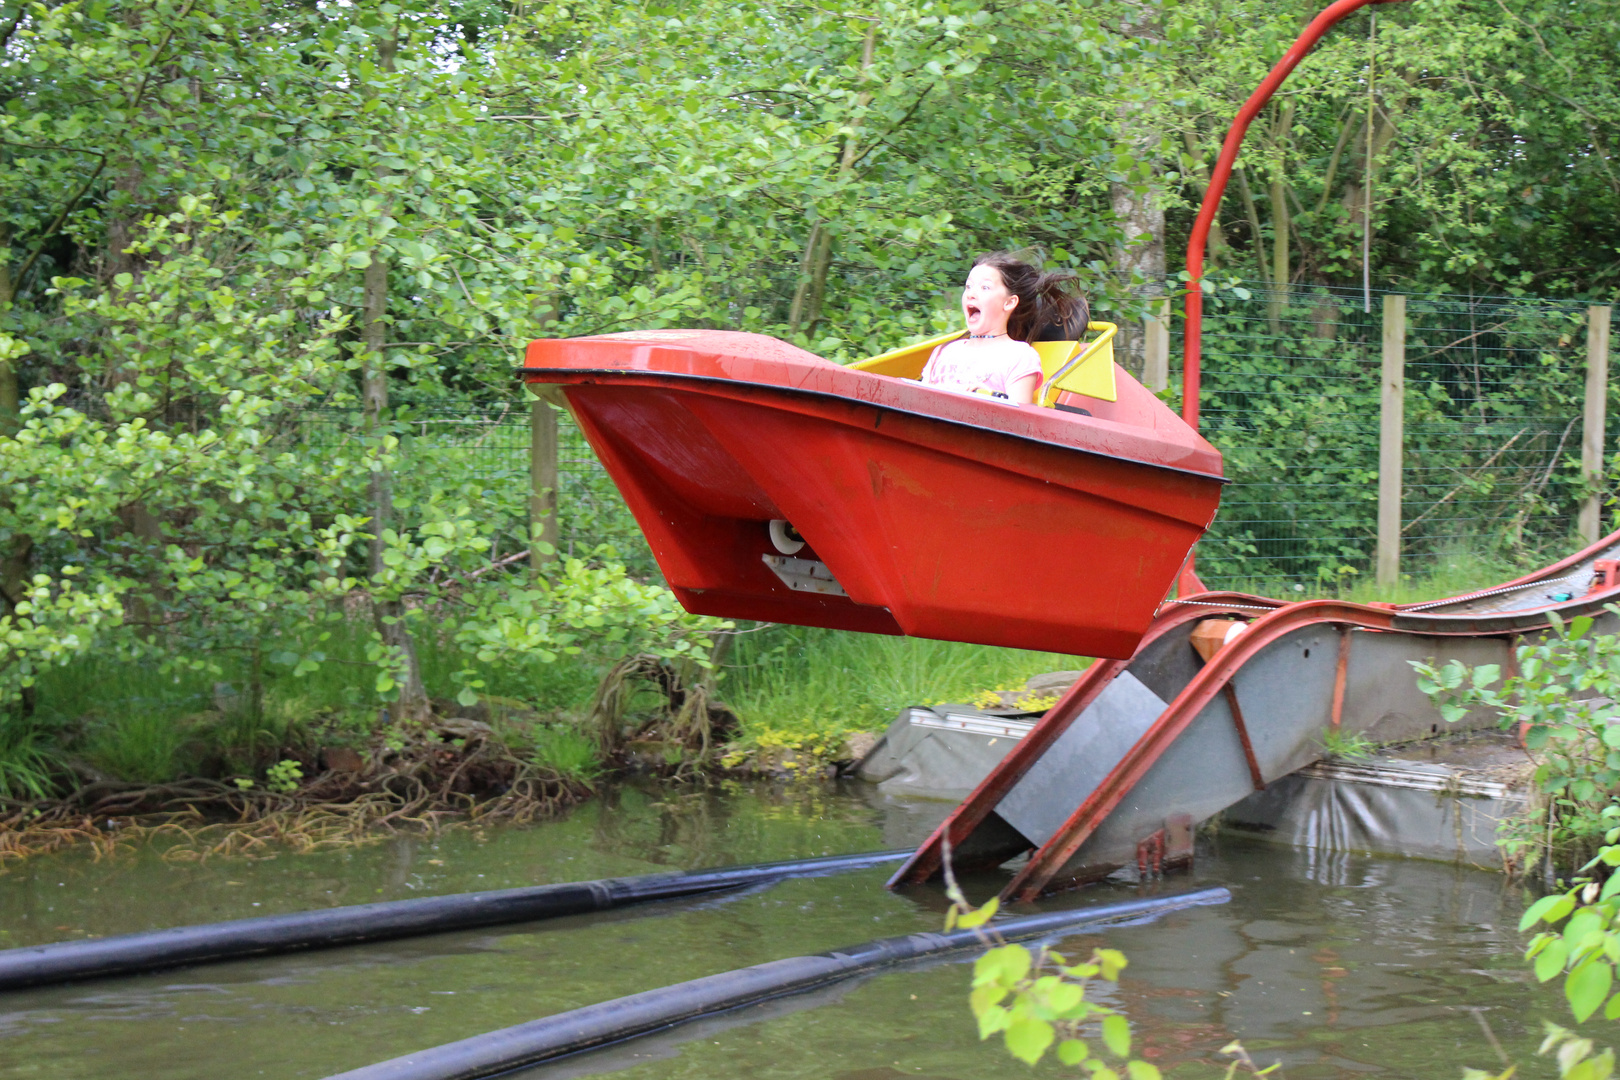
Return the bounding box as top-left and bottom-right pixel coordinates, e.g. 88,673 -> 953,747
323,886 -> 1231,1080
0,850 -> 907,992
1390,591 -> 1620,635
520,367 -> 1230,485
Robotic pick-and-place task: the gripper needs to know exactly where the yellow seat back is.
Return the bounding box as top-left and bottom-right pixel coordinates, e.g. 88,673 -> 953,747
848,330 -> 963,379
849,322 -> 1118,406
1036,322 -> 1118,406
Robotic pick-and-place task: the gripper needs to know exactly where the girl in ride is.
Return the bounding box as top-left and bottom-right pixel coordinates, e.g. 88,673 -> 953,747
920,253 -> 1088,405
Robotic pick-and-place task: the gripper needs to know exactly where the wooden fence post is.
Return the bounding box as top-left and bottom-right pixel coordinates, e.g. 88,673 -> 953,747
1143,298 -> 1170,393
1377,294 -> 1406,588
529,393 -> 559,573
1580,305 -> 1612,545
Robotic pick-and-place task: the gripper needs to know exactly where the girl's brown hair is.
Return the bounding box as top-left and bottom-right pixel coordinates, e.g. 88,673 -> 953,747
972,252 -> 1089,343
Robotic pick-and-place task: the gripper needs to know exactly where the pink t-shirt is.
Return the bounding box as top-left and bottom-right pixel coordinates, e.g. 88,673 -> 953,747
919,338 -> 1043,397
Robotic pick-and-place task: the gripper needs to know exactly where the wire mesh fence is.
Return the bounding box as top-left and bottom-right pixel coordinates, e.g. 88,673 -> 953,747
1400,293 -> 1590,572
306,284 -> 1605,600
1167,284 -> 1598,594
291,403 -> 657,577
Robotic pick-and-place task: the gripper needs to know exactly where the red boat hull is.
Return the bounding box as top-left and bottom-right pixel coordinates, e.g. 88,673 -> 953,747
522,330 -> 1224,659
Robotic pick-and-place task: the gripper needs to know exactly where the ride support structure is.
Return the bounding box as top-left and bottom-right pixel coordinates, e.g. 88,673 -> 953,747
1177,0 -> 1412,594
890,532 -> 1620,898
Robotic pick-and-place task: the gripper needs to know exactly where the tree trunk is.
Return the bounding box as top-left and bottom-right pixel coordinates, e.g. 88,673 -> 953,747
1181,131 -> 1228,264
788,21 -> 876,339
102,161 -> 150,287
1109,3 -> 1167,378
786,223 -> 823,336
803,226 -> 835,337
362,240 -> 430,722
1339,106 -> 1399,251
1110,181 -> 1165,379
1266,100 -> 1296,334
1236,166 -> 1270,284
361,24 -> 429,722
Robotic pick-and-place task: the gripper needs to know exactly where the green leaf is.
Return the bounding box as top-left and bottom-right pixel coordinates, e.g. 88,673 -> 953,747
1565,908 -> 1604,948
1004,1017 -> 1055,1065
1536,937 -> 1570,982
1041,978 -> 1084,1016
970,983 -> 1009,1015
975,945 -> 1032,987
1567,1048 -> 1614,1080
1127,1062 -> 1163,1080
1523,893 -> 1570,931
1568,959 -> 1614,1022
955,896 -> 999,929
1096,948 -> 1128,980
1102,1014 -> 1131,1058
1057,1040 -> 1089,1065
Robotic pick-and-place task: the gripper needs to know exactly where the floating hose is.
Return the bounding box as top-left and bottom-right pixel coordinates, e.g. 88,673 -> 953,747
0,849 -> 906,992
325,886 -> 1231,1080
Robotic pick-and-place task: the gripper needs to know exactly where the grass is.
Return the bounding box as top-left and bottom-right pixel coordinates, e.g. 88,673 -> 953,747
26,613 -> 612,791
14,535 -> 1577,793
0,719 -> 64,799
1320,728 -> 1377,760
1208,537 -> 1574,607
80,710 -> 192,785
721,624 -> 1083,759
508,722 -> 603,782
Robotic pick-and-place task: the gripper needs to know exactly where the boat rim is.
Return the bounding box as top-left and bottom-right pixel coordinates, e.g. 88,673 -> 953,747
519,366 -> 1231,485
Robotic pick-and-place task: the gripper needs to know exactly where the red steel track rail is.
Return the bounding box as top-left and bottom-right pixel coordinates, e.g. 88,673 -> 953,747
1182,0 -> 1413,431
1003,604 -> 1537,899
892,528 -> 1620,900
887,593 -> 1277,888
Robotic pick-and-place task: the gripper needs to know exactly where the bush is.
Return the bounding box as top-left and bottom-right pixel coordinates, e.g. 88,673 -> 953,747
1413,609 -> 1620,873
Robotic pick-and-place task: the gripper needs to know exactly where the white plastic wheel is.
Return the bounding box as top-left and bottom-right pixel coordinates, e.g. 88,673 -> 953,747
768,519 -> 806,555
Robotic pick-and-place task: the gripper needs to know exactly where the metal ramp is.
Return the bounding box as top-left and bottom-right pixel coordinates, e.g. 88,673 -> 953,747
889,532 -> 1620,900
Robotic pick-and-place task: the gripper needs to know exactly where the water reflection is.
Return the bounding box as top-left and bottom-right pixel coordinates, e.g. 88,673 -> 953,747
0,782 -> 1560,1080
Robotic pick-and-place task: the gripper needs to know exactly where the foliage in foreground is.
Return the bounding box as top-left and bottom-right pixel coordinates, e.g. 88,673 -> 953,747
941,849 -> 1279,1079
1495,817 -> 1620,1080
1413,609 -> 1620,874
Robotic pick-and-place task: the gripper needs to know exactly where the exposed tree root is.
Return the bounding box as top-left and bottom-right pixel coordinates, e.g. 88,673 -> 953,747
589,653 -> 738,774
0,727 -> 588,869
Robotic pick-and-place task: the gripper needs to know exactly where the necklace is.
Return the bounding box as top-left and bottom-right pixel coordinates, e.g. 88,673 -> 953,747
968,332 -> 1007,339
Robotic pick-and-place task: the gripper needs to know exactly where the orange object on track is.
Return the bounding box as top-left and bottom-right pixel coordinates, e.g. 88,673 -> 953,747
521,328 -> 1224,659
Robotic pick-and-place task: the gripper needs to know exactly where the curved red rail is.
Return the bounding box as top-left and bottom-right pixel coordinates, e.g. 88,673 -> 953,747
1182,0 -> 1413,431
1178,0 -> 1412,589
886,593 -> 1273,888
891,527 -> 1620,899
1003,579 -> 1620,901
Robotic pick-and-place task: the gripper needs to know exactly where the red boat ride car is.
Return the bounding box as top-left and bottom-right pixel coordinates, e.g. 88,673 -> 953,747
520,323 -> 1223,659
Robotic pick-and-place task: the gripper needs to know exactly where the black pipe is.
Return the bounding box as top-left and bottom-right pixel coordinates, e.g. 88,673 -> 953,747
325,886 -> 1232,1080
0,849 -> 906,992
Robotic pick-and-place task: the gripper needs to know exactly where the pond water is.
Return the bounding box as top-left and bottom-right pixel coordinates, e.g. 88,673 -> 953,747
0,780 -> 1563,1079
